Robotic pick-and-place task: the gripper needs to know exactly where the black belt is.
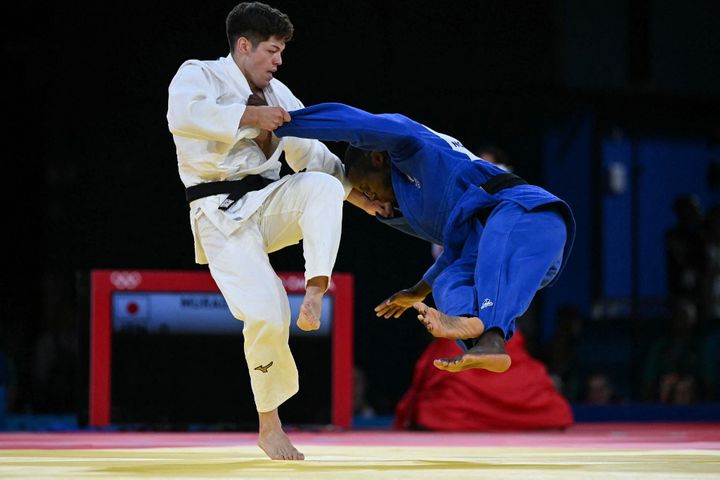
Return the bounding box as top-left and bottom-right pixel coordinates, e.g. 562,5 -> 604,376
185,175 -> 275,211
477,172 -> 528,224
481,172 -> 527,194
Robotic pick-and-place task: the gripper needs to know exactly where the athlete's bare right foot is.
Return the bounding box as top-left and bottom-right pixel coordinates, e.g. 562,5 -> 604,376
296,301 -> 321,331
433,328 -> 511,373
297,292 -> 323,332
296,286 -> 323,331
413,302 -> 485,339
258,409 -> 304,461
297,277 -> 328,331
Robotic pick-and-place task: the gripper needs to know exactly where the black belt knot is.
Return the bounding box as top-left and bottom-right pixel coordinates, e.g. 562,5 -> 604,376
185,175 -> 275,211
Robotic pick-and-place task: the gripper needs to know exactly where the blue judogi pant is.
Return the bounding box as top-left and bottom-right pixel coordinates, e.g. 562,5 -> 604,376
432,201 -> 567,345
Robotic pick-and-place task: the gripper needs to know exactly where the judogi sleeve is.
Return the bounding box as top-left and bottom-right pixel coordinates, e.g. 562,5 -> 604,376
167,62 -> 257,144
276,103 -> 422,158
422,250 -> 451,286
273,96 -> 350,196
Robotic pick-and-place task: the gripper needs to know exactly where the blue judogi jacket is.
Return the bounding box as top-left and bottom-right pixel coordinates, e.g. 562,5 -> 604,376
275,102 -> 575,287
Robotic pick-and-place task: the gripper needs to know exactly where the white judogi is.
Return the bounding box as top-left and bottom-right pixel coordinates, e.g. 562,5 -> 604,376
167,54 -> 350,412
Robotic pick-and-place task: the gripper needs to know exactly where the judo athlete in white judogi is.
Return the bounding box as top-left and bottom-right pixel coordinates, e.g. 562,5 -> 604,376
166,2 -> 387,461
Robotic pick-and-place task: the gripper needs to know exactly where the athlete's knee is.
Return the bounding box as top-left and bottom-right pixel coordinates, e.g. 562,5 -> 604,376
537,208 -> 567,242
302,172 -> 345,200
248,294 -> 289,319
253,317 -> 287,338
227,304 -> 244,320
228,293 -> 290,329
242,307 -> 289,339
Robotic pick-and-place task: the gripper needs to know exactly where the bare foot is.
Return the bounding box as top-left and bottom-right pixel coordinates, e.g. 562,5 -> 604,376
258,409 -> 304,461
296,287 -> 322,331
433,328 -> 511,373
258,429 -> 305,461
413,302 -> 485,339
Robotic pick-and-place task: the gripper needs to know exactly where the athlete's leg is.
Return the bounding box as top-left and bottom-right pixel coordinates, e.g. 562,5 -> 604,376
434,203 -> 567,372
196,211 -> 303,460
260,172 -> 345,331
472,203 -> 566,340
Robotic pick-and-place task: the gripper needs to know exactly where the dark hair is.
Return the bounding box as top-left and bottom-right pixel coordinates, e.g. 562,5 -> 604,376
477,144 -> 511,166
343,145 -> 374,178
226,2 -> 294,52
672,194 -> 701,215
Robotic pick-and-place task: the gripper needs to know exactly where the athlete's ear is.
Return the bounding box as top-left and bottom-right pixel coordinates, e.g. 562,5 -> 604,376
236,36 -> 252,54
370,151 -> 386,169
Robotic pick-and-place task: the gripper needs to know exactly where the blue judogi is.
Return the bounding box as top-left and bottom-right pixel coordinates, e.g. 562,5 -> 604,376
276,103 -> 576,341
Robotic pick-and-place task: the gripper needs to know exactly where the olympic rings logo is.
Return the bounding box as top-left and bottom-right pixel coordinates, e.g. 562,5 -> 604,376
110,271 -> 142,290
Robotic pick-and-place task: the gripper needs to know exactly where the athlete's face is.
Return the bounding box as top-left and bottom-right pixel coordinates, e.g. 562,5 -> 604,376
349,152 -> 395,204
236,35 -> 285,92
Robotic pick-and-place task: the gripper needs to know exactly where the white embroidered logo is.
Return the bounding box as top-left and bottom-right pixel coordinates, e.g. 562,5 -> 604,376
405,173 -> 421,189
481,298 -> 494,310
219,198 -> 235,209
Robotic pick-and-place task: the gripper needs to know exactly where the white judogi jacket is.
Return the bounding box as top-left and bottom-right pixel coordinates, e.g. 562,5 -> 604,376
167,54 -> 351,264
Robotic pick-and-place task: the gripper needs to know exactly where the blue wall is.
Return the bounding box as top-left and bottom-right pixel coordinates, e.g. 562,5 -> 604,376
542,113 -> 719,337
602,136 -> 717,300
541,113 -> 594,340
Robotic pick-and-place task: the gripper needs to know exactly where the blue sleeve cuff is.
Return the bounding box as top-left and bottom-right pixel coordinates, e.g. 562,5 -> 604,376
422,252 -> 450,286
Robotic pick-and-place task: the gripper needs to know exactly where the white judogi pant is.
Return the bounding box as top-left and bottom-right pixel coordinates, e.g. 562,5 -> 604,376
194,172 -> 345,412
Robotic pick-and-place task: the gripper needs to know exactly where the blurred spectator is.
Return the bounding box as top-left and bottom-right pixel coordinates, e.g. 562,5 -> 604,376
0,318 -> 19,415
30,272 -> 78,413
476,145 -> 514,173
543,304 -> 584,402
353,365 -> 376,419
515,302 -> 542,360
31,328 -> 77,412
641,298 -> 716,402
583,372 -> 618,405
702,204 -> 720,332
0,327 -> 18,430
665,194 -> 705,306
0,352 -> 9,430
658,373 -> 699,404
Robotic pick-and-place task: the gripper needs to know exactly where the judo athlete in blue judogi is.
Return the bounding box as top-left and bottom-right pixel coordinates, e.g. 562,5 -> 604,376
275,103 -> 576,373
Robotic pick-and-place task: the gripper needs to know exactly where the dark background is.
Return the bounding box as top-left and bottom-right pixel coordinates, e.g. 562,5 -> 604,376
2,0 -> 720,422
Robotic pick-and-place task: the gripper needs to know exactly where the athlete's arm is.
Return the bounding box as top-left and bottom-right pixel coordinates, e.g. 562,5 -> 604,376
275,102 -> 422,155
346,189 -> 394,217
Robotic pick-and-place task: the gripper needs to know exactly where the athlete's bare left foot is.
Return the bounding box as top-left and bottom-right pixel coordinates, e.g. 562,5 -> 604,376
258,410 -> 304,461
433,328 -> 511,373
413,302 -> 485,339
258,428 -> 305,461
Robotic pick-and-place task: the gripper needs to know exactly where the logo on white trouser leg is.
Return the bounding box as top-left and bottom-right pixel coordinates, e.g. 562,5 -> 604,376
481,298 -> 494,310
254,361 -> 274,373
